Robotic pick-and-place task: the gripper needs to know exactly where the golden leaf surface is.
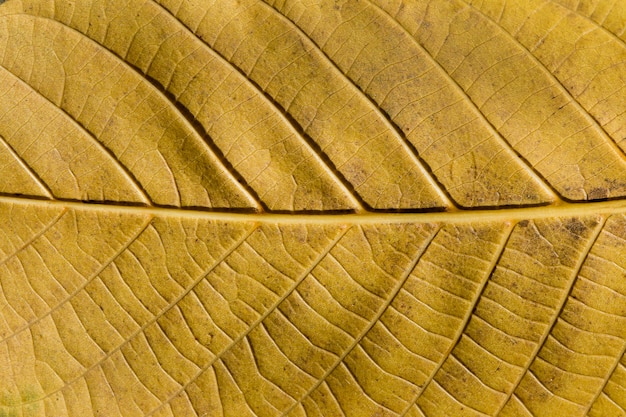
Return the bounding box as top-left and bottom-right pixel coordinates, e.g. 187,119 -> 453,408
0,0 -> 626,415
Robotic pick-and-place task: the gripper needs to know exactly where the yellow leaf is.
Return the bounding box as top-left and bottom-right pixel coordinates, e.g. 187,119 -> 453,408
0,0 -> 625,416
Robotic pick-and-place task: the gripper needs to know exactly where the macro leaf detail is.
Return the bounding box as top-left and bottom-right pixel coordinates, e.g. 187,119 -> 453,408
0,0 -> 626,416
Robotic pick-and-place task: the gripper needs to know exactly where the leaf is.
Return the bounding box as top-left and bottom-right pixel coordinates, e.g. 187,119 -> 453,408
0,0 -> 625,415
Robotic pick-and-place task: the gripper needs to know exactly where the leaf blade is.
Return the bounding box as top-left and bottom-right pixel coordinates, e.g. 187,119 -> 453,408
0,0 -> 626,416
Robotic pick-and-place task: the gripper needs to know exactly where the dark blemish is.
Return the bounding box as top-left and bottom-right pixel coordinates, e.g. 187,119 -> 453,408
588,187 -> 608,200
518,220 -> 529,227
565,218 -> 586,237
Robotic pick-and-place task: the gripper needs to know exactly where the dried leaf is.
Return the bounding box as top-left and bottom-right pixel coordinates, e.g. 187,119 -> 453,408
0,0 -> 625,415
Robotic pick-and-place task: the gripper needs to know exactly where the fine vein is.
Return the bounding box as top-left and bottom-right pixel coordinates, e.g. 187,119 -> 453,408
0,134 -> 54,198
0,215 -> 154,345
145,223 -> 352,417
462,0 -> 626,164
258,0 -> 455,208
19,222 -> 258,406
0,66 -> 152,205
149,0 -> 366,211
402,222 -> 515,416
283,225 -> 441,415
366,0 -> 562,202
495,215 -> 607,415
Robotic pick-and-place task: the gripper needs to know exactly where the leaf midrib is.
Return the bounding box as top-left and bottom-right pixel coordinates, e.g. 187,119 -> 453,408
3,195 -> 625,224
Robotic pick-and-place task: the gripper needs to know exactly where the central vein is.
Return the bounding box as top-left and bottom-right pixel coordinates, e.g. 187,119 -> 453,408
1,195 -> 625,225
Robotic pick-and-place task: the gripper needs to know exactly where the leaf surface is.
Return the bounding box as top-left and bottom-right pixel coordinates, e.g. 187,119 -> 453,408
0,0 -> 625,416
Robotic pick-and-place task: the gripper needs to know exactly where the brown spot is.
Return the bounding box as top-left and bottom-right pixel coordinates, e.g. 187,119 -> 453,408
588,187 -> 608,200
564,218 -> 586,237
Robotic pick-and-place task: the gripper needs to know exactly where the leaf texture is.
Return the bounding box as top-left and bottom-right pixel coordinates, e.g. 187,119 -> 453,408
0,0 -> 625,416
